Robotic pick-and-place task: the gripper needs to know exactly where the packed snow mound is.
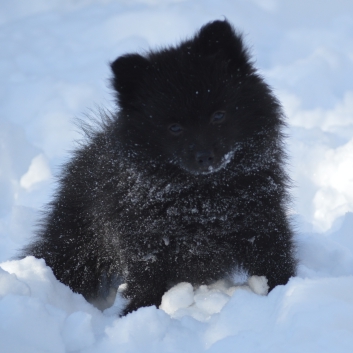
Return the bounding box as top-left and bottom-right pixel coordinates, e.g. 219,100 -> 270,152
1,257 -> 353,353
159,276 -> 268,320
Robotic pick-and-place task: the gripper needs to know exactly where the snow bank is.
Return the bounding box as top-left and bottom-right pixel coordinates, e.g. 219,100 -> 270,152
0,257 -> 100,353
1,257 -> 352,353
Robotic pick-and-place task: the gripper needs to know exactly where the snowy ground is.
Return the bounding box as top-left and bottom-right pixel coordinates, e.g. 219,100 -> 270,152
1,1 -> 353,352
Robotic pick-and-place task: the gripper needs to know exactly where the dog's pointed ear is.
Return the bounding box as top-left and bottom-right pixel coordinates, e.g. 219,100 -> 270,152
110,54 -> 150,107
193,20 -> 251,69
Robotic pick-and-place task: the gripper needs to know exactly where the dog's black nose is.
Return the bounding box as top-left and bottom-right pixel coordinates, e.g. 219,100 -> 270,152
195,151 -> 214,168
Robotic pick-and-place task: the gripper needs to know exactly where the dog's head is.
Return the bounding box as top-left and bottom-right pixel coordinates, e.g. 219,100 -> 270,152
111,20 -> 282,175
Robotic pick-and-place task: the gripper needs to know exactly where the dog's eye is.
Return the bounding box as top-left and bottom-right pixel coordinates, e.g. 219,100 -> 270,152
168,123 -> 183,135
211,111 -> 226,124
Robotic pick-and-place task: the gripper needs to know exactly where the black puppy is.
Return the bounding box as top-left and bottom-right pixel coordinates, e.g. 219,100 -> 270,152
24,20 -> 296,315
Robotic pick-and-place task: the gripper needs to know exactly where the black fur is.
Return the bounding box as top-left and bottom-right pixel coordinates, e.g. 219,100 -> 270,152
23,20 -> 296,315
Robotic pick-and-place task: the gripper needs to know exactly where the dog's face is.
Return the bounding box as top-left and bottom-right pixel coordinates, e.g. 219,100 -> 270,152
111,20 -> 279,175
162,109 -> 235,175
142,90 -> 243,175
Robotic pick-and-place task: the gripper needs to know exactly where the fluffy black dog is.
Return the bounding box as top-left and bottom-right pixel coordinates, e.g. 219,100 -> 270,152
24,20 -> 296,315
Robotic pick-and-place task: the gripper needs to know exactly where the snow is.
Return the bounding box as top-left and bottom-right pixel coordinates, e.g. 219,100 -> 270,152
1,258 -> 353,352
0,0 -> 353,352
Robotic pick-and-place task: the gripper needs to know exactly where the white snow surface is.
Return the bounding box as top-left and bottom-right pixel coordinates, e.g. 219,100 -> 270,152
1,1 -> 353,352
